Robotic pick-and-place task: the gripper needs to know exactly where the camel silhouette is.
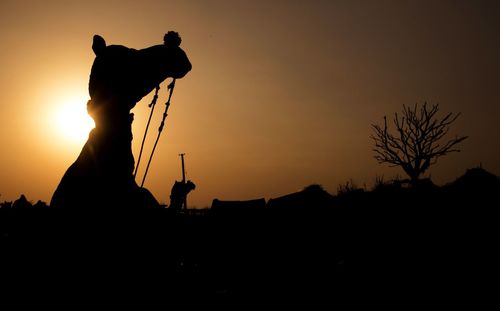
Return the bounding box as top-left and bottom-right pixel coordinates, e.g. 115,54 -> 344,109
51,32 -> 192,209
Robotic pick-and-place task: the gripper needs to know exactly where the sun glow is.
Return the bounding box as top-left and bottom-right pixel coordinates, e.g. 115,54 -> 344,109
54,97 -> 95,145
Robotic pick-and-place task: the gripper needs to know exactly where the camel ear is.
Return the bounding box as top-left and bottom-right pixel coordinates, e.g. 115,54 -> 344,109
92,35 -> 106,56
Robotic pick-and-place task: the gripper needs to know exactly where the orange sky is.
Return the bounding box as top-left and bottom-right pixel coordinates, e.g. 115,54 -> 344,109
1,0 -> 499,207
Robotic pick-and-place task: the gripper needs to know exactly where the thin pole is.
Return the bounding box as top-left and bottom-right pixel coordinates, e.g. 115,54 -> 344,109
179,153 -> 187,209
134,85 -> 160,178
180,153 -> 186,183
141,79 -> 176,188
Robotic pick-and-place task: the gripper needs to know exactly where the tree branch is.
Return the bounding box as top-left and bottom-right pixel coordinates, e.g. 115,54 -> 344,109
370,102 -> 467,182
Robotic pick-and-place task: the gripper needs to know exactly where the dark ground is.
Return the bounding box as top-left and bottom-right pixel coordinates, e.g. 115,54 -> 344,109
1,168 -> 499,306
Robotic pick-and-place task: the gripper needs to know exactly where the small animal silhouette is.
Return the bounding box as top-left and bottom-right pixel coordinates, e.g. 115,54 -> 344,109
169,180 -> 196,211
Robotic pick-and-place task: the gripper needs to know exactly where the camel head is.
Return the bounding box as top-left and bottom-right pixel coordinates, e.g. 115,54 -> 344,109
88,31 -> 192,108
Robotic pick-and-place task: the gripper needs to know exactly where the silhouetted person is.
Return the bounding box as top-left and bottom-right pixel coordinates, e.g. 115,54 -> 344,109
169,180 -> 196,211
12,194 -> 32,209
51,32 -> 192,209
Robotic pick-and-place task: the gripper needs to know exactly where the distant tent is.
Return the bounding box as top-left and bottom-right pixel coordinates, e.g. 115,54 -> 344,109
267,184 -> 333,209
450,167 -> 500,192
211,198 -> 266,210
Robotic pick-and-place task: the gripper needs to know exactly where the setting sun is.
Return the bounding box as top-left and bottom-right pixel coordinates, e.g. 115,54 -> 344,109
54,97 -> 95,144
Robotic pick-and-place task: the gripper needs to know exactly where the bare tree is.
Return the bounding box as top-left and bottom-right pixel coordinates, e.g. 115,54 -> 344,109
370,102 -> 468,184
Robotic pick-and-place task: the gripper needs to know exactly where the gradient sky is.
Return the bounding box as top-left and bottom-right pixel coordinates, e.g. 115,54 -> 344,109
1,0 -> 499,207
